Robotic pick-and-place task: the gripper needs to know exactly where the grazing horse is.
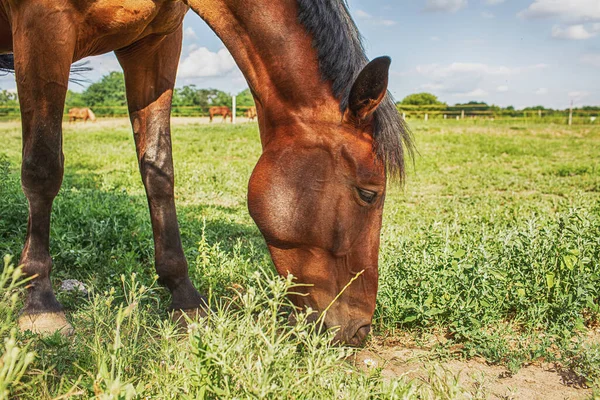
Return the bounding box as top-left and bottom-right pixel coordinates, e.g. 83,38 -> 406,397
0,0 -> 411,346
68,107 -> 96,123
245,106 -> 257,121
208,105 -> 232,123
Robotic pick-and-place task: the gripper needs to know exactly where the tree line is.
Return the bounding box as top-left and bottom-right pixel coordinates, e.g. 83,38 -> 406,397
397,92 -> 600,114
2,74 -> 598,117
59,71 -> 255,116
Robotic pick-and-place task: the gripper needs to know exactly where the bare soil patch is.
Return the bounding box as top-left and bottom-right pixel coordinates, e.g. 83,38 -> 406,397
351,342 -> 592,399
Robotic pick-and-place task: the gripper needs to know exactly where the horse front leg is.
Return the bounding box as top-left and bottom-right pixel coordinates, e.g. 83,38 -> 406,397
12,8 -> 75,334
116,28 -> 207,315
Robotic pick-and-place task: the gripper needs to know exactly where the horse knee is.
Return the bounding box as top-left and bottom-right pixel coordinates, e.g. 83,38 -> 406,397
21,150 -> 64,197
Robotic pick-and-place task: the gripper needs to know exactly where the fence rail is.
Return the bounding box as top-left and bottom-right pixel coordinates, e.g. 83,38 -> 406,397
0,104 -> 598,125
0,105 -> 257,120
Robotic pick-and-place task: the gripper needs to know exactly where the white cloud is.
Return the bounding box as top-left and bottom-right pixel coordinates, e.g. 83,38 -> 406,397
497,85 -> 509,92
354,9 -> 396,26
415,62 -> 548,79
421,82 -> 446,90
184,27 -> 198,41
431,36 -> 441,41
453,88 -> 489,97
552,24 -> 597,40
178,47 -> 238,78
463,38 -> 486,45
536,88 -> 549,95
481,11 -> 495,19
425,0 -> 468,13
518,0 -> 600,21
581,53 -> 600,67
485,0 -> 505,5
569,91 -> 591,101
355,10 -> 372,19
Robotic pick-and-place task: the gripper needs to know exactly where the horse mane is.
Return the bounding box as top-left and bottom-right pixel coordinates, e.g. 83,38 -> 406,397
0,54 -> 14,74
296,0 -> 414,181
0,53 -> 92,85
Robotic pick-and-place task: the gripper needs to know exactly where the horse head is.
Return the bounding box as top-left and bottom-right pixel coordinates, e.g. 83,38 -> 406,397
248,57 -> 396,345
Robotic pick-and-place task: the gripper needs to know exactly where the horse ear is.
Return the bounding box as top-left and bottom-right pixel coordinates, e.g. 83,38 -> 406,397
348,56 -> 391,121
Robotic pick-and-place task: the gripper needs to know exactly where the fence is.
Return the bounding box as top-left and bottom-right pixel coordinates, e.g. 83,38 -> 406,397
396,104 -> 599,125
1,103 -> 598,125
0,104 -> 257,121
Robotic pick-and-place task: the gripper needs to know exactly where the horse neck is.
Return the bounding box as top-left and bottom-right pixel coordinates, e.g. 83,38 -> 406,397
186,0 -> 342,142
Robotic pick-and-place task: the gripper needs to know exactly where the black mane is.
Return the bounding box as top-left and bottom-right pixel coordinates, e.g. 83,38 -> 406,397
0,54 -> 14,74
297,0 -> 413,181
0,53 -> 91,85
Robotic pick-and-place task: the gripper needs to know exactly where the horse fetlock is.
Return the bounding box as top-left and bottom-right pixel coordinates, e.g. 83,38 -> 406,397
167,277 -> 207,311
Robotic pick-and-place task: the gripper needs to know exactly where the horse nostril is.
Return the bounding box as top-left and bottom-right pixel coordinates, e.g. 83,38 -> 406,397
353,324 -> 371,344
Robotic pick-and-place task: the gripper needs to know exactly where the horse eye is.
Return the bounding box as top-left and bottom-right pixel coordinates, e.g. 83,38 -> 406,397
357,188 -> 377,204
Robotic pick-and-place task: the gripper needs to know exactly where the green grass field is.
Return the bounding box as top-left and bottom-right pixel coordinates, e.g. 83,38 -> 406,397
0,119 -> 599,398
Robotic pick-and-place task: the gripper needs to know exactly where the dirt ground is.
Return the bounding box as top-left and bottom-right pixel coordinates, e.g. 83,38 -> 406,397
352,341 -> 593,399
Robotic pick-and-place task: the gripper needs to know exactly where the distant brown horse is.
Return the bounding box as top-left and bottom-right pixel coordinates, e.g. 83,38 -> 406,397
245,106 -> 257,121
68,107 -> 96,123
0,0 -> 411,345
208,106 -> 232,122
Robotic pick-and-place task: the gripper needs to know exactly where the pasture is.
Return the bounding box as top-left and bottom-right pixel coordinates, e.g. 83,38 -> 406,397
0,119 -> 599,398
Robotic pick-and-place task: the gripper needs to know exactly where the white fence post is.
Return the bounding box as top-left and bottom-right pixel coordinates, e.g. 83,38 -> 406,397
568,100 -> 573,126
232,95 -> 236,124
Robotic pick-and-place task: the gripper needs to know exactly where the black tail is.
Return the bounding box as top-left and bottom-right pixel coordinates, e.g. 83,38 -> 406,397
0,54 -> 14,74
0,53 -> 91,85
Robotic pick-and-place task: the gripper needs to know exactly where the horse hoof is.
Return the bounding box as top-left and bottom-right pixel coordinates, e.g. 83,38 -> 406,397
170,308 -> 209,327
18,312 -> 74,336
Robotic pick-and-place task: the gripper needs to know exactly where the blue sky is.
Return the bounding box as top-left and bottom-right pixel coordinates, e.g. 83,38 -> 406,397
1,0 -> 599,109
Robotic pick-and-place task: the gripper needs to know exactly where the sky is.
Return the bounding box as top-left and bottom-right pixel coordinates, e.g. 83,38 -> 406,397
1,0 -> 599,109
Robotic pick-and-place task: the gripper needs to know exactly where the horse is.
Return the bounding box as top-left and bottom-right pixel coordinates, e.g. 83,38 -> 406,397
245,106 -> 257,121
208,105 -> 232,122
0,0 -> 412,346
68,107 -> 96,123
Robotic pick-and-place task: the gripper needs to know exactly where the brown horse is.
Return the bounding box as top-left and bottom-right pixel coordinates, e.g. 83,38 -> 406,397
208,105 -> 232,122
245,106 -> 257,121
0,0 -> 411,345
68,107 -> 96,123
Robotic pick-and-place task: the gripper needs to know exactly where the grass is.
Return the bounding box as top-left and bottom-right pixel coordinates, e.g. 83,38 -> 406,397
0,119 -> 599,397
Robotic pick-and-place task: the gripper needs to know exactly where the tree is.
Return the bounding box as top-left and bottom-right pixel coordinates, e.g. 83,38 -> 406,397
523,105 -> 548,111
399,92 -> 445,106
172,86 -> 231,108
82,71 -> 126,107
203,89 -> 231,107
450,101 -> 491,111
236,88 -> 255,107
65,90 -> 85,108
173,85 -> 200,106
0,89 -> 17,105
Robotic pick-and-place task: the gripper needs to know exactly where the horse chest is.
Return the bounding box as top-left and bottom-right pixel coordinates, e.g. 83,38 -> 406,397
75,0 -> 187,58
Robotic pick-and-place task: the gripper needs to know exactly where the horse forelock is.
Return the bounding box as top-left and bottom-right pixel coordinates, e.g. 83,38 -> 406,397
296,0 -> 414,181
